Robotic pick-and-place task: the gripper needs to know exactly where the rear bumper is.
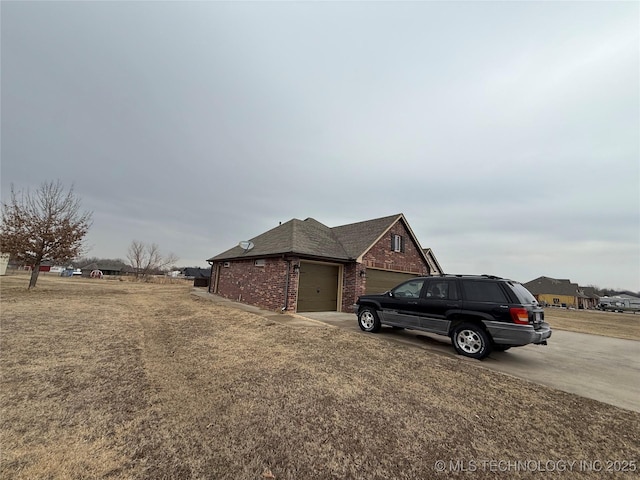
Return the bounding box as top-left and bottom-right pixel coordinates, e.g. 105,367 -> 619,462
483,321 -> 552,346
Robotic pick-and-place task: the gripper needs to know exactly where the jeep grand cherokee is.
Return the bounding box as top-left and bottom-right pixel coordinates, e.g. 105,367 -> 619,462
355,274 -> 551,359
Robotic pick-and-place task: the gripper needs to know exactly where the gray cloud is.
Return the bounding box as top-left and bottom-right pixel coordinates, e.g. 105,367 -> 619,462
2,1 -> 638,291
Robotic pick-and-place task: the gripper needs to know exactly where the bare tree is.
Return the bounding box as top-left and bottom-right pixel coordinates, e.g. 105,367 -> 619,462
1,181 -> 92,288
127,240 -> 178,280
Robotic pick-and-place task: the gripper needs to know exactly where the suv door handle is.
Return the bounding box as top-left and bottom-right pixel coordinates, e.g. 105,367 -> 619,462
499,305 -> 509,309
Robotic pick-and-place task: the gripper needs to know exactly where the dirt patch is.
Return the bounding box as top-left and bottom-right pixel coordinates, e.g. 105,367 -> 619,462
1,275 -> 639,479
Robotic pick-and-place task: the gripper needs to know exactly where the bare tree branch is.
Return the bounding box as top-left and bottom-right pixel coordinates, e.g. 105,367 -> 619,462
127,240 -> 178,280
1,180 -> 93,288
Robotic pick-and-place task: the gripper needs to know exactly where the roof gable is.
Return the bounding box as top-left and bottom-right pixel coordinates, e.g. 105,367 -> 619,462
331,214 -> 402,259
422,248 -> 444,275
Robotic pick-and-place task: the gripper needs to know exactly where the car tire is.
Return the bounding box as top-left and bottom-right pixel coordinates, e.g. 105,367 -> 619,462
358,307 -> 381,333
451,323 -> 492,359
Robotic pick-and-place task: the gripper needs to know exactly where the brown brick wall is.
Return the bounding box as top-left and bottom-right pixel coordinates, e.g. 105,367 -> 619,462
212,258 -> 291,312
342,263 -> 365,312
286,257 -> 301,312
361,221 -> 430,276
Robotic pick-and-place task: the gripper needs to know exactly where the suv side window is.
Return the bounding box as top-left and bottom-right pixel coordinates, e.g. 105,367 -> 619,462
462,280 -> 508,303
425,280 -> 459,300
392,279 -> 425,298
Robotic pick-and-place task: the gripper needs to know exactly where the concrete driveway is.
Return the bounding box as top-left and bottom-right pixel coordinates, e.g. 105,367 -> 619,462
296,311 -> 640,413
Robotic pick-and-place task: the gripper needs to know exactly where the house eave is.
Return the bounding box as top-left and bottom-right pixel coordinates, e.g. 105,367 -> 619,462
208,251 -> 352,264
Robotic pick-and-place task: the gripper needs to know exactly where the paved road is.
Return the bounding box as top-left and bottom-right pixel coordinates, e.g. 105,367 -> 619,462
296,311 -> 640,413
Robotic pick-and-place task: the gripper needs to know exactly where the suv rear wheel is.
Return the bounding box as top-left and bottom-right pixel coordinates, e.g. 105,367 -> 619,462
451,323 -> 492,359
358,307 -> 381,333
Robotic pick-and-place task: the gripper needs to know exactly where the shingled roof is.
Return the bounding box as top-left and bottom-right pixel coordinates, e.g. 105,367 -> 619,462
208,214 -> 406,262
331,214 -> 402,259
524,276 -> 580,296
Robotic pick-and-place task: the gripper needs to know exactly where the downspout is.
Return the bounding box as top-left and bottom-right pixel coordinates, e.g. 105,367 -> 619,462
207,260 -> 213,294
282,259 -> 291,311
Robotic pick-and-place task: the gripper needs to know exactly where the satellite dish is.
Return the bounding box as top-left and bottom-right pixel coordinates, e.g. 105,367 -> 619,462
238,240 -> 254,252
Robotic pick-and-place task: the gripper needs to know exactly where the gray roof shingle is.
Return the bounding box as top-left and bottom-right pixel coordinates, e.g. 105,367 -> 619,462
332,214 -> 401,259
208,214 -> 403,262
524,276 -> 579,296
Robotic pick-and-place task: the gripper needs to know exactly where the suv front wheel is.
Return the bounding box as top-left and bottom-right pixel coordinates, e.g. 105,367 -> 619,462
451,323 -> 492,359
358,307 -> 381,333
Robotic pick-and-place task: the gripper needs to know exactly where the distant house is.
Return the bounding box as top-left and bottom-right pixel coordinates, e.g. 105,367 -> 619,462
182,267 -> 212,287
19,260 -> 55,272
181,267 -> 211,279
39,264 -> 52,272
578,286 -> 600,310
207,213 -> 443,313
524,276 -> 600,309
81,262 -> 133,277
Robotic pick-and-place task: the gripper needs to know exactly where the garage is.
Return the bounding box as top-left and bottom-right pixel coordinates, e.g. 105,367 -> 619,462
365,269 -> 418,295
297,262 -> 340,312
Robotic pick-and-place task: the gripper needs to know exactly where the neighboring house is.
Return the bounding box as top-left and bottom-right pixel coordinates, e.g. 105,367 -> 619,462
81,262 -> 133,277
182,267 -> 212,279
38,261 -> 53,272
182,267 -> 212,287
525,276 -> 603,309
207,213 -> 443,313
578,286 -> 600,309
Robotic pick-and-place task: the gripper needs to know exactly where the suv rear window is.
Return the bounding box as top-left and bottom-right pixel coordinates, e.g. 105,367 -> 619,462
509,282 -> 538,304
462,281 -> 508,303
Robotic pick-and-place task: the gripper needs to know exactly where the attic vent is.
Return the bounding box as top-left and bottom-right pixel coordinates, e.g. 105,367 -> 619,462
254,259 -> 266,267
223,262 -> 230,268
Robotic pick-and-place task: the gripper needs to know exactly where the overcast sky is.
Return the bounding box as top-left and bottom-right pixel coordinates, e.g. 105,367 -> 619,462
2,1 -> 638,291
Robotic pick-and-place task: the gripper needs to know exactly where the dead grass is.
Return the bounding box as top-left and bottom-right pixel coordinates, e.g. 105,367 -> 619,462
545,308 -> 640,340
1,275 -> 639,479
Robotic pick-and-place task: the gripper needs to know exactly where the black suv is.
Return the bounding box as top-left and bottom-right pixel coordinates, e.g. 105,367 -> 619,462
355,274 -> 551,359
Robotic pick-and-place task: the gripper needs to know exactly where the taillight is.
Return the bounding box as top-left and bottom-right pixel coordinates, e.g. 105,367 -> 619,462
510,307 -> 530,325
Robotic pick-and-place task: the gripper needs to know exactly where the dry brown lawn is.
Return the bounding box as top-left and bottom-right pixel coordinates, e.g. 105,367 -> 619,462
544,308 -> 640,340
1,274 -> 639,479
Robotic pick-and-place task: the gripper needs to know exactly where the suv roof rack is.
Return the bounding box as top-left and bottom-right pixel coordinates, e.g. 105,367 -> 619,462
436,274 -> 504,280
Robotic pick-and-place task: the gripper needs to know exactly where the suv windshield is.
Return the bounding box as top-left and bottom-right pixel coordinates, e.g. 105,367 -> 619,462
509,282 -> 538,305
392,279 -> 425,298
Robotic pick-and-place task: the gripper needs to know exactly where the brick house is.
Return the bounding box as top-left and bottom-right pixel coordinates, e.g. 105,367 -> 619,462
207,213 -> 443,313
